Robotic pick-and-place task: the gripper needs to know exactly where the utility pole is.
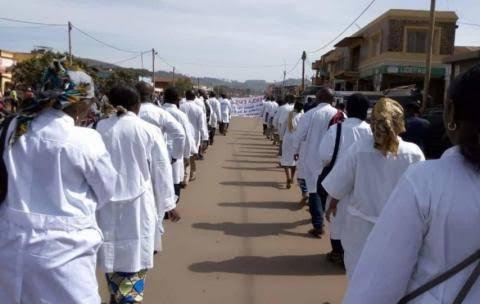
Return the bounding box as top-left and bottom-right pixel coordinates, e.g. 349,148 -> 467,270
152,48 -> 156,88
197,77 -> 200,89
301,51 -> 307,92
68,21 -> 72,65
422,0 -> 436,113
172,66 -> 176,85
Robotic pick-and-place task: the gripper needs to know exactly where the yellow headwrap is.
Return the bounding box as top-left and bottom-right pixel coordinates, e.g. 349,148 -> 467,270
371,98 -> 406,156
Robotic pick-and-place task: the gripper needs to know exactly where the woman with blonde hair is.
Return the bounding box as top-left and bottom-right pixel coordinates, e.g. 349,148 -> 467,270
322,98 -> 425,277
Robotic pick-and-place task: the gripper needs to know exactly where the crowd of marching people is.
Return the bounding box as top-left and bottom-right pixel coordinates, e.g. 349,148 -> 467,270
262,64 -> 480,303
0,59 -> 234,304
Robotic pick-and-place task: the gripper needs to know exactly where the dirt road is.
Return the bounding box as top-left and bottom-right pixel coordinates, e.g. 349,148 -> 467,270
100,117 -> 347,304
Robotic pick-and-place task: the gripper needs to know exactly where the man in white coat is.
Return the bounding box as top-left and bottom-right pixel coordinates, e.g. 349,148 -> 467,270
207,91 -> 222,145
181,90 -> 209,181
318,93 -> 372,265
266,98 -> 279,140
274,95 -> 295,156
96,86 -> 180,304
293,88 -> 337,238
136,82 -> 186,192
219,94 -> 233,135
293,88 -> 338,238
0,85 -> 117,303
162,87 -> 196,198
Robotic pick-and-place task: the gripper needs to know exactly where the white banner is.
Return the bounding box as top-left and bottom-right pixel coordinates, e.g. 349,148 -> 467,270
231,96 -> 264,117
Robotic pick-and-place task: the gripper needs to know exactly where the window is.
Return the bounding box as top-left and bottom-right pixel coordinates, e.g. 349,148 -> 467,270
406,28 -> 439,54
370,34 -> 381,57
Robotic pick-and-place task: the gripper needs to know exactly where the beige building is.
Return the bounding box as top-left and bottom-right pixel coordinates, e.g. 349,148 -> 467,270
0,49 -> 35,94
312,9 -> 459,103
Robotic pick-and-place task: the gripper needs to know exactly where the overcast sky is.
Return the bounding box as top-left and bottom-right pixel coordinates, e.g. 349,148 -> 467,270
1,0 -> 479,81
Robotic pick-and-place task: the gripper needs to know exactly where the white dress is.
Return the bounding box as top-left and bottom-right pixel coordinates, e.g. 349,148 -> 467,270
96,112 -> 176,273
281,111 -> 303,167
322,137 -> 425,278
344,147 -> 480,304
292,103 -> 338,193
318,118 -> 373,240
0,109 -> 117,304
276,104 -> 295,141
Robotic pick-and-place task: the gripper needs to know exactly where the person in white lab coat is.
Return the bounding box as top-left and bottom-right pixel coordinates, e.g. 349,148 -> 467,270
318,93 -> 372,265
322,98 -> 424,278
181,90 -> 208,181
292,88 -> 338,238
163,87 -> 196,196
0,85 -> 117,303
207,91 -> 222,145
281,101 -> 303,189
343,64 -> 480,304
261,96 -> 270,136
266,98 -> 279,140
136,82 -> 186,198
275,95 -> 295,156
96,86 -> 180,304
219,94 -> 233,135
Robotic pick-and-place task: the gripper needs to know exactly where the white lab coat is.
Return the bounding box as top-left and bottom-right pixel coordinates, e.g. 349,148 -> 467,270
180,100 -> 209,148
281,111 -> 303,167
344,147 -> 480,304
322,137 -> 425,277
275,104 -> 295,140
139,103 -> 186,161
96,112 -> 176,273
0,108 -> 117,304
318,118 -> 372,240
220,98 -> 233,123
261,100 -> 270,124
163,103 -> 196,183
292,103 -> 338,193
267,101 -> 279,127
208,97 -> 222,128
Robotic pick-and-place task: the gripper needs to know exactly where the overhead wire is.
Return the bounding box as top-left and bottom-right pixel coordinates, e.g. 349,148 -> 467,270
0,16 -> 65,27
307,0 -> 376,54
458,22 -> 480,28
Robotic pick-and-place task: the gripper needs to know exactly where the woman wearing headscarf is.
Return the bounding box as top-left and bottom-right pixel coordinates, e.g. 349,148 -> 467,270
280,101 -> 304,189
95,85 -> 179,304
343,64 -> 480,304
322,98 -> 425,278
0,66 -> 117,303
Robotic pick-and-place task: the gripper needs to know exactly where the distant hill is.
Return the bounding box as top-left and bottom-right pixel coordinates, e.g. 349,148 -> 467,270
78,57 -> 308,93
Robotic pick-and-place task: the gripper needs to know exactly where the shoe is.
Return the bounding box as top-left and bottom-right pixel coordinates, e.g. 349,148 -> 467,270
326,251 -> 345,267
286,179 -> 292,189
308,228 -> 324,238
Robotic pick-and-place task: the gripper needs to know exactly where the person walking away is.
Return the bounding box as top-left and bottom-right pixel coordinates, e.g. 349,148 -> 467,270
137,81 -> 185,167
281,101 -> 303,189
163,87 -> 196,197
0,80 -> 117,303
96,86 -> 180,304
207,91 -> 221,145
343,64 -> 480,304
322,98 -> 424,278
266,98 -> 279,140
276,95 -> 295,157
181,90 -> 208,181
261,96 -> 270,136
219,94 -> 233,135
318,94 -> 372,266
402,100 -> 431,153
292,88 -> 338,238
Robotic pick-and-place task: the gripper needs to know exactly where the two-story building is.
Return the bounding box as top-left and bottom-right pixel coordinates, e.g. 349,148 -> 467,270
312,9 -> 458,103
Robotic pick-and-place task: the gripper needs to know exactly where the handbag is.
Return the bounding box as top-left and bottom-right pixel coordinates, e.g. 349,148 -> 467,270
0,115 -> 16,204
317,122 -> 342,200
398,249 -> 480,304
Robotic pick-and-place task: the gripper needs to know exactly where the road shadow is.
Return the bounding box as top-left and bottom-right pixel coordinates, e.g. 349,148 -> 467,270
189,254 -> 345,276
220,181 -> 283,189
232,154 -> 276,159
192,219 -> 310,238
225,159 -> 279,164
227,143 -> 277,148
222,166 -> 280,172
219,201 -> 303,211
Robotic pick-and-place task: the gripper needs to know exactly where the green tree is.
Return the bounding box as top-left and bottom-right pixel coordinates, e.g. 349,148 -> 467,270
174,77 -> 194,96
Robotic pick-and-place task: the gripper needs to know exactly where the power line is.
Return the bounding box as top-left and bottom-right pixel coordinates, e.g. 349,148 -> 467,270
285,58 -> 302,75
112,53 -> 143,65
71,24 -> 148,54
307,0 -> 376,54
0,16 -> 65,27
156,54 -> 174,68
459,22 -> 480,28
